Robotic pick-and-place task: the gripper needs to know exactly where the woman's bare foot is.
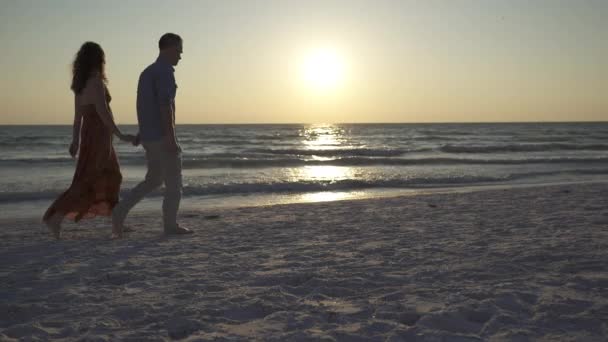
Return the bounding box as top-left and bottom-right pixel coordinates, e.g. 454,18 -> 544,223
44,217 -> 62,240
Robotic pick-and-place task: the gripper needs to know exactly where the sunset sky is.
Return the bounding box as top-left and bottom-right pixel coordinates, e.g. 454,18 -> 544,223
0,0 -> 606,124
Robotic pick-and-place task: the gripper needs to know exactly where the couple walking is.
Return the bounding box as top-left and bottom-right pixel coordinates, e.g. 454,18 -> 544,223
43,33 -> 192,239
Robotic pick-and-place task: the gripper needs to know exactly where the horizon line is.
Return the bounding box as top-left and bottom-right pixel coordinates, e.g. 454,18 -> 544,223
1,120 -> 607,126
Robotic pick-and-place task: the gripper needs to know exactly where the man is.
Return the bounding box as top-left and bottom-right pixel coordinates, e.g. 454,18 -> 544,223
112,33 -> 192,237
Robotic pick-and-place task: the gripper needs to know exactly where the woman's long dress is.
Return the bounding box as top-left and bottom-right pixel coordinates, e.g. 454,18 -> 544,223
43,101 -> 122,222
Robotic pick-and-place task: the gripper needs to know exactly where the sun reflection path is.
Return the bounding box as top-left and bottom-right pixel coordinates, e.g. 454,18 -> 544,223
298,191 -> 364,203
294,124 -> 357,181
289,124 -> 366,202
301,124 -> 347,150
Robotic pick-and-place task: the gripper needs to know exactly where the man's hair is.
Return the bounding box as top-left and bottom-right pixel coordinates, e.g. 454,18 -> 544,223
159,33 -> 182,49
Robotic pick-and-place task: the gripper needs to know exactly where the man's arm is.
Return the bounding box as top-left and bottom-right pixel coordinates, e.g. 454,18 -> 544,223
160,104 -> 178,152
155,69 -> 179,153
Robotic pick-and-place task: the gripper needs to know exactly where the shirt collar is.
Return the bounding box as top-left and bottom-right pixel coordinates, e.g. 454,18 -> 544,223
156,56 -> 175,72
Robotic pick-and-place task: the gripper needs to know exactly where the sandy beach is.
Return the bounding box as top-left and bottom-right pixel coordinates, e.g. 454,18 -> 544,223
1,182 -> 607,341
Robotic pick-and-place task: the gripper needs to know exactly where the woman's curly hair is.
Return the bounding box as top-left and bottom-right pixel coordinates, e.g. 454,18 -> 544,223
70,41 -> 108,95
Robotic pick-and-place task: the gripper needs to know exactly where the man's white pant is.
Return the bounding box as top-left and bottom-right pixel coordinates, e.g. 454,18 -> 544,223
113,141 -> 182,231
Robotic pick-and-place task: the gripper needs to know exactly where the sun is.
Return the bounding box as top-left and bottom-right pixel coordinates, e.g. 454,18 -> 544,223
300,48 -> 346,92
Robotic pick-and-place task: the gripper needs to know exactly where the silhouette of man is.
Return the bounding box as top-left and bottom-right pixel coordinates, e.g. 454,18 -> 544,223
112,33 -> 192,236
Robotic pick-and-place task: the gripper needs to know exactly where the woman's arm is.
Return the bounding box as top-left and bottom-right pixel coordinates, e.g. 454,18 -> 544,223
69,96 -> 83,157
90,75 -> 127,140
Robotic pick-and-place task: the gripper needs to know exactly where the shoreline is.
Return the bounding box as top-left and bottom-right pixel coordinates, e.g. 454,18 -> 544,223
1,182 -> 607,340
2,178 -> 607,221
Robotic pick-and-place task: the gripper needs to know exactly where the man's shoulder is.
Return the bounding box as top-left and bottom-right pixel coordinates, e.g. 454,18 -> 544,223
140,62 -> 158,75
137,64 -> 151,82
142,60 -> 173,78
138,64 -> 159,86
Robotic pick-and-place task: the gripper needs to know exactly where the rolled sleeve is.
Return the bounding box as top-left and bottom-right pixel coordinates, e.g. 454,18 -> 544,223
154,67 -> 176,106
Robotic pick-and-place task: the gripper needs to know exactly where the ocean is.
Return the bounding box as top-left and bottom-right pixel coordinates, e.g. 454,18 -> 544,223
1,123 -> 607,218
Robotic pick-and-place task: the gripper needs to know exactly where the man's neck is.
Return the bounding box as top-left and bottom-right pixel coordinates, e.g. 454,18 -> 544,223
157,54 -> 171,65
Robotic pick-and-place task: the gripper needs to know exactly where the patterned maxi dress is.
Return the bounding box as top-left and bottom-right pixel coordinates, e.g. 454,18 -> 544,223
43,94 -> 122,222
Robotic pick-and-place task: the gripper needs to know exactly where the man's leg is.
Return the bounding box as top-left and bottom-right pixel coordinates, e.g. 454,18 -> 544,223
162,150 -> 187,233
112,142 -> 164,228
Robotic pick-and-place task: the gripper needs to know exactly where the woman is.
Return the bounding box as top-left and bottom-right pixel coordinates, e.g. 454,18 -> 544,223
43,42 -> 136,239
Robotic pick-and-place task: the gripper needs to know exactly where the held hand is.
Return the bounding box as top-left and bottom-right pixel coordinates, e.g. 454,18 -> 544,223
132,133 -> 141,146
69,141 -> 79,158
120,134 -> 137,144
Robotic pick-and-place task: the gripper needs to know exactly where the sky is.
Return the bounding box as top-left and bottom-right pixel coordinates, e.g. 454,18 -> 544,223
0,0 -> 606,124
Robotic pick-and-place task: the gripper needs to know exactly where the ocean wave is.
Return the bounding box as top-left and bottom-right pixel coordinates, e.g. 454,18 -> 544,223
3,169 -> 606,203
513,136 -> 577,143
242,148 -> 414,157
0,141 -> 67,147
0,157 -> 76,164
411,135 -> 466,141
416,130 -> 475,136
3,156 -> 608,168
180,156 -> 608,168
440,143 -> 608,153
254,134 -> 301,140
0,190 -> 62,203
181,139 -> 272,146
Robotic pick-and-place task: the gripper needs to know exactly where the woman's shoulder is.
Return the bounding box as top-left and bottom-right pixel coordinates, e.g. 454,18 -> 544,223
82,72 -> 107,95
80,72 -> 109,104
85,71 -> 103,85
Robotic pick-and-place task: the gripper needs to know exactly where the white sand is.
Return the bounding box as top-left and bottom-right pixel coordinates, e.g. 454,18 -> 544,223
1,183 -> 607,341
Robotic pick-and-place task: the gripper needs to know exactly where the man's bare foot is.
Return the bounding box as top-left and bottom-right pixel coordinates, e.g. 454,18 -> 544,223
111,223 -> 124,240
111,224 -> 134,239
164,225 -> 193,235
110,232 -> 123,240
